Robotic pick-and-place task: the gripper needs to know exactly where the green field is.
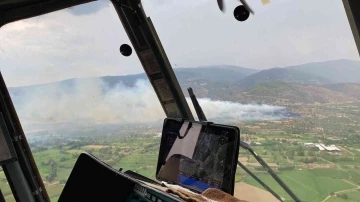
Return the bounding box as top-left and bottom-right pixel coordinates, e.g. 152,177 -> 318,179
326,190 -> 360,202
114,153 -> 158,179
244,169 -> 357,202
2,102 -> 360,202
46,184 -> 65,201
3,133 -> 360,202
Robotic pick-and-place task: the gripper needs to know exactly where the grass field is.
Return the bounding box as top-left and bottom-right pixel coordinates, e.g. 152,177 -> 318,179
2,117 -> 360,202
307,169 -> 353,181
0,178 -> 12,197
326,190 -> 360,202
45,184 -> 64,200
0,173 -> 15,202
4,194 -> 15,202
114,153 -> 158,179
244,169 -> 356,202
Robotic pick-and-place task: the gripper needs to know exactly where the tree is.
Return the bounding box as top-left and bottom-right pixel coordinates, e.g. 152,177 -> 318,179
338,193 -> 348,200
60,157 -> 67,162
307,150 -> 315,156
297,151 -> 305,156
287,150 -> 295,156
45,159 -> 58,182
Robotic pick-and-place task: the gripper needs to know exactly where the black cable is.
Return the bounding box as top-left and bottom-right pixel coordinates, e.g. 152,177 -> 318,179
240,141 -> 301,202
237,160 -> 283,202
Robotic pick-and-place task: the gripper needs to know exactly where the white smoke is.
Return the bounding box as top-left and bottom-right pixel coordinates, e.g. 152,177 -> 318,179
13,79 -> 165,126
11,79 -> 291,128
188,98 -> 289,122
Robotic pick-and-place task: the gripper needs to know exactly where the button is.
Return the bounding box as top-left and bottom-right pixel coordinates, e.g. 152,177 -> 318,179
151,196 -> 156,202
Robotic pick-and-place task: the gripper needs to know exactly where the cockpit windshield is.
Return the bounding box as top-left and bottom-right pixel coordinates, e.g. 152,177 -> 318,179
0,0 -> 359,201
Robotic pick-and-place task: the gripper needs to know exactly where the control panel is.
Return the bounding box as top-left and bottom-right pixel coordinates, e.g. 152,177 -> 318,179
126,184 -> 179,202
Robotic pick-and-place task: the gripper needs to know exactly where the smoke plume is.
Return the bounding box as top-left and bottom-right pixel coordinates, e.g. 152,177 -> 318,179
10,79 -> 294,131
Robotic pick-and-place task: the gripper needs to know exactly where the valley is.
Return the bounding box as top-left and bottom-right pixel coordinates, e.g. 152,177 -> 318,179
1,59 -> 360,202
1,102 -> 360,201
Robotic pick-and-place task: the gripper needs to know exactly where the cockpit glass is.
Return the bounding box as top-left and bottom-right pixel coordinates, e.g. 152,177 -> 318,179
1,0 -> 360,201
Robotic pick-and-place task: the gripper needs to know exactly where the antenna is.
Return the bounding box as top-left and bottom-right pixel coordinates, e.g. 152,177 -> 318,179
187,87 -> 207,121
186,87 -> 300,202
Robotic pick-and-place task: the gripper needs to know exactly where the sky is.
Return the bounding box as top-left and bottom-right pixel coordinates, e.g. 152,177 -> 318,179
0,0 -> 359,87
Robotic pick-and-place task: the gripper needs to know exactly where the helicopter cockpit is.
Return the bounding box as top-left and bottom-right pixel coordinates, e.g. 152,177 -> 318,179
1,0 -> 360,202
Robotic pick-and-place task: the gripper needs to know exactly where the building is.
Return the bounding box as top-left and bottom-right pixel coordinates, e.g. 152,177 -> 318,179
304,143 -> 315,147
304,143 -> 341,152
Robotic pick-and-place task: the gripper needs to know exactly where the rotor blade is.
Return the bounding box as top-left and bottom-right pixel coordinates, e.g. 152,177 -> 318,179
217,0 -> 225,12
239,0 -> 254,14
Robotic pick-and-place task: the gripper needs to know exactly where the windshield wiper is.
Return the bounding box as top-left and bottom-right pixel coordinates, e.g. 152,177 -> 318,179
188,87 -> 301,202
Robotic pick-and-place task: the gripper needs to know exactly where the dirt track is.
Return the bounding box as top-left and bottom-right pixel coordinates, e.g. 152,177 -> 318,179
234,182 -> 280,202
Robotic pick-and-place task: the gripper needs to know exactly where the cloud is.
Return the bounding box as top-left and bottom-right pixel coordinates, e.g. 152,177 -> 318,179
67,0 -> 110,16
0,3 -> 142,87
0,0 -> 357,88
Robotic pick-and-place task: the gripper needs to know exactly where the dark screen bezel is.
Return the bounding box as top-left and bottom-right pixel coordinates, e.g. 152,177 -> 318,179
156,118 -> 240,195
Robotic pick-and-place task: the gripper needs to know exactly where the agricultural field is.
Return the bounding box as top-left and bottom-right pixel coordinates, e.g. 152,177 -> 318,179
1,103 -> 360,202
243,169 -> 358,202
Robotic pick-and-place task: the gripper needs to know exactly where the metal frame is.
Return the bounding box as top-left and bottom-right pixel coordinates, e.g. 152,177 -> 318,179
0,189 -> 5,202
0,72 -> 47,202
343,0 -> 360,56
0,0 -> 359,201
110,0 -> 194,120
0,113 -> 17,165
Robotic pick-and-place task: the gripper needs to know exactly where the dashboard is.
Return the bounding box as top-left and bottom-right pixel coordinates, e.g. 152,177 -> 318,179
125,184 -> 178,202
58,153 -> 183,202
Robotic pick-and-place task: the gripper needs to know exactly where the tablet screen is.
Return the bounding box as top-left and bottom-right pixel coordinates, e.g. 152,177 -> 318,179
178,127 -> 228,190
156,119 -> 239,194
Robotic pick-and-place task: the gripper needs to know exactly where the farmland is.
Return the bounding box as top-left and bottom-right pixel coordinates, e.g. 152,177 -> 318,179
1,102 -> 360,201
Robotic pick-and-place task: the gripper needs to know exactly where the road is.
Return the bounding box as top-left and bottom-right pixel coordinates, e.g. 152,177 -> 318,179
320,172 -> 360,202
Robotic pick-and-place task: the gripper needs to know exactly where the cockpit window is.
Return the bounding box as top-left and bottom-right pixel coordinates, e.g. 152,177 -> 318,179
1,0 -> 360,201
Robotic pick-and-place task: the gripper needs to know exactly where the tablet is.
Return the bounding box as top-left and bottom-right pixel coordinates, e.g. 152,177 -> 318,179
156,118 -> 240,195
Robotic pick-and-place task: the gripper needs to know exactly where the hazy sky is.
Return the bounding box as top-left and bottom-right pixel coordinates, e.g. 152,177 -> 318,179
0,0 -> 358,87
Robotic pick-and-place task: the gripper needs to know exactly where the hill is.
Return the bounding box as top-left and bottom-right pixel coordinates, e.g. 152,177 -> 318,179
174,65 -> 257,83
8,62 -> 360,106
176,79 -> 334,105
236,68 -> 333,90
286,59 -> 360,83
8,65 -> 255,107
243,81 -> 357,104
174,80 -> 359,105
323,83 -> 360,99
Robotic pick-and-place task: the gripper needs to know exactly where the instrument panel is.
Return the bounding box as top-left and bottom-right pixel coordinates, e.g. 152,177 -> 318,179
126,184 -> 178,202
58,153 -> 182,202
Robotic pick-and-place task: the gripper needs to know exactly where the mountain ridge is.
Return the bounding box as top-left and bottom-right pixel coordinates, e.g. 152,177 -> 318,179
7,60 -> 360,105
285,59 -> 360,83
235,68 -> 333,90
